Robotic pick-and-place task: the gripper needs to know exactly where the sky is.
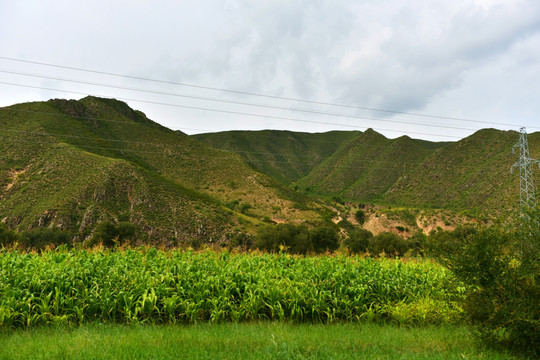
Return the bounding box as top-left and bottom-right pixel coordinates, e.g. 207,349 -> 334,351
1,0 -> 539,142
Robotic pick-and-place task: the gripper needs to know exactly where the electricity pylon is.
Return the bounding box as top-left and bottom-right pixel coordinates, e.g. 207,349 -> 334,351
511,127 -> 539,214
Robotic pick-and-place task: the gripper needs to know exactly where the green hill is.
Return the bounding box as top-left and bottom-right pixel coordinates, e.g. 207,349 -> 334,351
194,130 -> 358,184
384,129 -> 540,215
200,127 -> 539,218
0,97 -> 324,244
1,97 -> 538,243
295,129 -> 449,201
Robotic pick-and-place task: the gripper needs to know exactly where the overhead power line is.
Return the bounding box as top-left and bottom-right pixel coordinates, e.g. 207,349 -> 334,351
0,81 -> 466,140
1,55 -> 537,130
2,105 -> 522,148
0,69 -> 484,132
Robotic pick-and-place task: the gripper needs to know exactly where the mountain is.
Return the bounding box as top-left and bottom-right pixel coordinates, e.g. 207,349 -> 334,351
295,129 -> 450,201
194,130 -> 358,184
1,97 -> 538,244
0,97 -> 324,244
200,127 -> 539,217
384,129 -> 540,215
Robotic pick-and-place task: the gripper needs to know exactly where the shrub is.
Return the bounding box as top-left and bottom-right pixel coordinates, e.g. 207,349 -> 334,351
254,223 -> 338,254
355,209 -> 366,224
89,221 -> 137,248
429,212 -> 539,357
19,227 -> 71,250
239,203 -> 252,214
369,232 -> 410,257
255,223 -> 294,253
0,224 -> 20,247
311,226 -> 339,253
227,231 -> 254,249
344,228 -> 373,254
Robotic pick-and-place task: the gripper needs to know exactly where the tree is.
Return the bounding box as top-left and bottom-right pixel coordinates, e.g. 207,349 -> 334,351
354,209 -> 366,225
90,221 -> 137,247
311,226 -> 339,253
345,228 -> 373,254
369,232 -> 409,257
20,227 -> 70,250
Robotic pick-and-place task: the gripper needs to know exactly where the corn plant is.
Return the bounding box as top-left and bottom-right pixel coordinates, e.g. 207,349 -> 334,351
0,247 -> 464,328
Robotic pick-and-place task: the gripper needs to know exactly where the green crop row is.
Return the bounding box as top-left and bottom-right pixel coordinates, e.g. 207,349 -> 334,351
0,248 -> 464,328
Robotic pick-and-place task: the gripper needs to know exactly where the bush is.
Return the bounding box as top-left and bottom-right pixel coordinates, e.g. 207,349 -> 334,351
227,231 -> 254,249
239,203 -> 252,214
0,224 -> 20,247
255,223 -> 298,253
429,212 -> 539,357
89,221 -> 137,247
344,228 -> 373,254
254,223 -> 338,254
369,232 -> 410,257
311,226 -> 339,253
19,227 -> 71,250
355,209 -> 366,224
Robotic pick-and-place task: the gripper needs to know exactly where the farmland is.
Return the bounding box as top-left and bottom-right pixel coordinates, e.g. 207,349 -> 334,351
0,247 -> 463,327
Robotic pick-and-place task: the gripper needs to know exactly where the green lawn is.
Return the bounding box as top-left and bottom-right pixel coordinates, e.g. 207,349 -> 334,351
0,323 -> 517,360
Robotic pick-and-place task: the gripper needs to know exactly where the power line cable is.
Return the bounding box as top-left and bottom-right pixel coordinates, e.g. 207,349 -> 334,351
0,81 -> 470,140
2,56 -> 537,130
1,105 -> 524,149
0,69 -> 486,132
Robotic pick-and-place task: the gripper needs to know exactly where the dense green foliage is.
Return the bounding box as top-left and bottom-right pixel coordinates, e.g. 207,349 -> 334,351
368,232 -> 414,257
254,223 -> 339,254
86,221 -> 137,247
344,228 -> 373,254
0,224 -> 71,251
0,248 -> 463,328
428,214 -> 540,357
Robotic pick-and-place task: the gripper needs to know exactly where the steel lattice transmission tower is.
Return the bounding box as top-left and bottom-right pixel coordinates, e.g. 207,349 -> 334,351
511,127 -> 540,213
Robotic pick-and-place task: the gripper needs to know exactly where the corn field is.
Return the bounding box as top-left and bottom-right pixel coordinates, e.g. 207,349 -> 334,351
0,248 -> 464,328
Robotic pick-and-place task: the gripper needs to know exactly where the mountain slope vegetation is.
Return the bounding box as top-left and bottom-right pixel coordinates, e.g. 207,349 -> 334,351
1,97 -> 538,245
200,127 -> 539,218
0,97 -> 324,244
384,129 -> 540,214
295,129 -> 449,201
194,130 -> 358,184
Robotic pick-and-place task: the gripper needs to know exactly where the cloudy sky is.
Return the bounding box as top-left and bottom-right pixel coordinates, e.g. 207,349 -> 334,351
1,0 -> 539,141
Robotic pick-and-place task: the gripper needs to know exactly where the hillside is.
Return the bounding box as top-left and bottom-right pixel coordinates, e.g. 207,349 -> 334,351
295,129 -> 450,201
200,127 -> 539,218
1,97 -> 538,244
194,130 -> 358,184
384,129 -> 540,215
0,97 -> 324,243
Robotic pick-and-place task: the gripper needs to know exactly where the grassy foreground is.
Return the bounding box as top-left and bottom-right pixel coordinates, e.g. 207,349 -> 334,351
0,322 -> 517,360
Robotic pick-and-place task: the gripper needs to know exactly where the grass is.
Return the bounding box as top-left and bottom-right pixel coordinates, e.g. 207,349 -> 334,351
0,322 -> 518,360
